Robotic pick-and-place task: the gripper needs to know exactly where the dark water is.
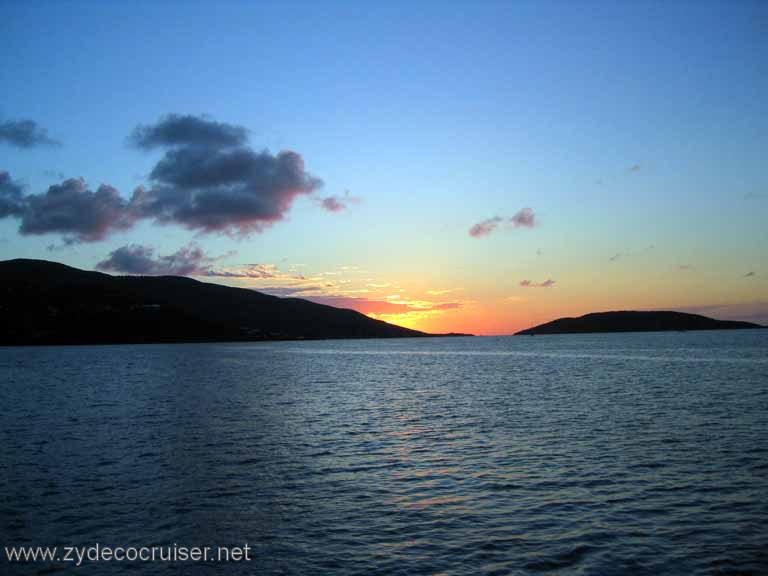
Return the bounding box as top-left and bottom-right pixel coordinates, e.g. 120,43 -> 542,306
2,331 -> 767,575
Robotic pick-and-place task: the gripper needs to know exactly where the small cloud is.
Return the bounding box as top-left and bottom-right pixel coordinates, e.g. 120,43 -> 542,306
536,248 -> 543,257
744,192 -> 764,200
520,279 -> 556,288
510,207 -> 536,228
0,119 -> 60,148
628,164 -> 641,173
42,169 -> 66,180
744,271 -> 756,278
317,190 -> 362,213
678,264 -> 693,270
469,216 -> 503,238
469,207 -> 536,237
609,253 -> 622,262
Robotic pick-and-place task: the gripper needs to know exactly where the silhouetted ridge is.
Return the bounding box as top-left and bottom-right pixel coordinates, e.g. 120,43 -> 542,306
0,258 -> 432,345
515,310 -> 762,335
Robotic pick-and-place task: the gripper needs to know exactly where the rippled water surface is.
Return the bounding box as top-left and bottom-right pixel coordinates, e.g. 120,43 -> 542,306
2,331 -> 768,575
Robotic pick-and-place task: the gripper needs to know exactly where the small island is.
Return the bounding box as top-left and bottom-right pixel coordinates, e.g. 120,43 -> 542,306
516,310 -> 763,336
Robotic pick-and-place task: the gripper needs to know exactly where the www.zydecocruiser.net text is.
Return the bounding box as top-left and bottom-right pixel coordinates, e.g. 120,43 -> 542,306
5,543 -> 252,566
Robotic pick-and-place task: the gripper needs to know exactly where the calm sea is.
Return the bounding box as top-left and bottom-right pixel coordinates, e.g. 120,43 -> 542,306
2,331 -> 767,575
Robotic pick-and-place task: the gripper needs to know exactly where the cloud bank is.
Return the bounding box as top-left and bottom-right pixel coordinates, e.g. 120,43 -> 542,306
0,114 -> 324,242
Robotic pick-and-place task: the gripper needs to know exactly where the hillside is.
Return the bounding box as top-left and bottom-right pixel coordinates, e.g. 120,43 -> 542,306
0,259 -> 429,345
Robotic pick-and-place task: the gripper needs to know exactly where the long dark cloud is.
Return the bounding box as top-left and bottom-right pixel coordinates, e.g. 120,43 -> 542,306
520,279 -> 555,288
0,171 -> 26,217
469,208 -> 536,238
96,243 -> 223,276
0,119 -> 59,148
130,114 -> 248,149
131,114 -> 322,235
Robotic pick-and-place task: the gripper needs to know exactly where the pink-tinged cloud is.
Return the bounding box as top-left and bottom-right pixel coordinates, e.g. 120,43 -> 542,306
317,191 -> 362,213
520,279 -> 556,288
510,207 -> 536,228
469,216 -> 503,237
469,208 -> 536,237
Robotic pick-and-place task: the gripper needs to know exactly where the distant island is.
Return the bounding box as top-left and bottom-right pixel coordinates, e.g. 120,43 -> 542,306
516,310 -> 763,335
0,259 -> 471,346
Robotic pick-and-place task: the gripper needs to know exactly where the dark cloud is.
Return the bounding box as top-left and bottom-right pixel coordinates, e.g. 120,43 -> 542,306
744,271 -> 756,278
0,119 -> 59,148
520,279 -> 555,288
131,114 -> 322,235
469,216 -> 503,238
96,243 -> 223,276
130,114 -> 248,149
609,253 -> 622,262
0,171 -> 26,217
678,264 -> 693,270
18,178 -> 141,243
628,164 -> 641,173
510,207 -> 536,228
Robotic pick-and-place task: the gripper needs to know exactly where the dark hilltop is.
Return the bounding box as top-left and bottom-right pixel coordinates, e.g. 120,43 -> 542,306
0,259 -> 471,346
516,310 -> 763,336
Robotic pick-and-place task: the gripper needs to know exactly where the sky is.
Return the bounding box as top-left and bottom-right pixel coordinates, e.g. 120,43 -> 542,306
1,0 -> 766,334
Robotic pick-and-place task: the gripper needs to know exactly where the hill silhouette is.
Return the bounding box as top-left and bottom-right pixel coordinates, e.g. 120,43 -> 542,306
516,310 -> 763,335
0,259 -> 437,345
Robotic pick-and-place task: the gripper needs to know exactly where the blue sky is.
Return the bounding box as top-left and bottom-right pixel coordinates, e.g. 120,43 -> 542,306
1,0 -> 766,333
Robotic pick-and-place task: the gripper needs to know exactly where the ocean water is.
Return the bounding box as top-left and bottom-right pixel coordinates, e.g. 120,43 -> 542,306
1,331 -> 767,575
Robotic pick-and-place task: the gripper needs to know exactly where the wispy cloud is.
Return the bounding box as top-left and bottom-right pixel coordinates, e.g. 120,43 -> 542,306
744,271 -> 756,278
628,164 -> 641,173
678,264 -> 693,270
0,119 -> 60,148
469,208 -> 536,238
609,253 -> 621,262
469,216 -> 503,238
519,279 -> 555,288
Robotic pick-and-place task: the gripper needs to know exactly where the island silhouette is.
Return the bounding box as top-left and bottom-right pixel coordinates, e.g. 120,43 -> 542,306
516,310 -> 763,335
